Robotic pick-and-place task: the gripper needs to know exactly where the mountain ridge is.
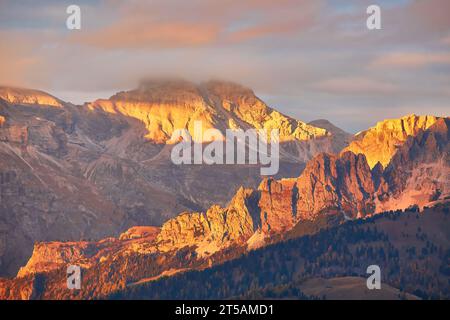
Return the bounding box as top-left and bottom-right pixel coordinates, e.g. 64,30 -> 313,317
1,114 -> 447,299
0,80 -> 348,277
343,114 -> 441,168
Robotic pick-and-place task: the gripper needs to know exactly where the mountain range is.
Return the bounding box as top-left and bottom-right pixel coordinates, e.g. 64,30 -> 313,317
0,80 -> 448,299
0,80 -> 347,277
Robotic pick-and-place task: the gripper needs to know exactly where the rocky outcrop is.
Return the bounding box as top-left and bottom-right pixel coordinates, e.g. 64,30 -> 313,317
16,226 -> 163,279
156,187 -> 258,256
89,80 -> 329,143
258,178 -> 297,233
343,114 -> 440,168
119,226 -> 160,241
17,241 -> 92,278
295,151 -> 377,220
376,118 -> 450,212
204,81 -> 328,142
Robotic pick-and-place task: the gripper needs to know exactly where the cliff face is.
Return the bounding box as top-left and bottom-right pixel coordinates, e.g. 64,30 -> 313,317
90,80 -> 328,144
258,178 -> 297,233
377,118 -> 450,212
344,114 -> 440,168
295,151 -> 377,220
157,187 -> 258,256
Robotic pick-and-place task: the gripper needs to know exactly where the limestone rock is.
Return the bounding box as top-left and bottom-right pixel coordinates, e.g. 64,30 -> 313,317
343,114 -> 440,168
89,79 -> 329,144
119,226 -> 160,241
0,86 -> 62,108
157,187 -> 257,254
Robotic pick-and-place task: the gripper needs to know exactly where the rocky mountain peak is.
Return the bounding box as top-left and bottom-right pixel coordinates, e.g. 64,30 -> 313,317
343,114 -> 441,168
87,79 -> 329,143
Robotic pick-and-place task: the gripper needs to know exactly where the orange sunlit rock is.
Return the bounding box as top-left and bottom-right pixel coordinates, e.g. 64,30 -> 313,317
0,86 -> 62,108
343,114 -> 440,168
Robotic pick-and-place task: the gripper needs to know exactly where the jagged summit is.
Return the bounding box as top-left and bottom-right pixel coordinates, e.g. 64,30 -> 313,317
88,79 -> 330,143
343,114 -> 442,168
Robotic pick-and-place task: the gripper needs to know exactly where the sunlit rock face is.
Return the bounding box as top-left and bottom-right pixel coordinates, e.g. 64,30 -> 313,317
257,178 -> 297,233
376,118 -> 450,212
17,241 -> 92,278
89,80 -> 216,143
295,151 -> 378,220
15,226 -> 161,279
156,187 -> 257,256
88,79 -> 329,143
203,80 -> 329,142
118,226 -> 160,241
343,114 -> 440,168
0,87 -> 62,108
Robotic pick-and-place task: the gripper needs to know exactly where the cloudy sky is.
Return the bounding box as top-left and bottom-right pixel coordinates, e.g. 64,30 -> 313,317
0,0 -> 449,132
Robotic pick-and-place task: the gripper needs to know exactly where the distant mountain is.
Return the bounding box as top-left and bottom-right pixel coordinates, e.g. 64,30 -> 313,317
0,81 -> 348,276
1,114 -> 447,299
0,87 -> 62,108
308,119 -> 353,152
343,114 -> 441,168
91,79 -> 329,143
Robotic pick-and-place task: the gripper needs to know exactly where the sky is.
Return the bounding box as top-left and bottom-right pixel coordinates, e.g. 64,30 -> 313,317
0,0 -> 449,132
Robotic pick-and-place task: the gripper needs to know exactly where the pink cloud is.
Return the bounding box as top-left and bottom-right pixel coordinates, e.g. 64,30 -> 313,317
442,36 -> 450,46
68,0 -> 322,49
371,52 -> 450,68
0,31 -> 49,88
72,21 -> 220,49
405,0 -> 450,33
311,76 -> 399,95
